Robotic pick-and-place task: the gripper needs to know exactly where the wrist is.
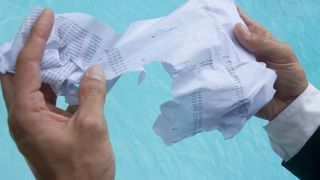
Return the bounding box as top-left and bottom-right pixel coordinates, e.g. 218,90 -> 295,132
258,82 -> 309,121
33,152 -> 115,180
269,98 -> 297,121
35,162 -> 115,180
269,82 -> 309,121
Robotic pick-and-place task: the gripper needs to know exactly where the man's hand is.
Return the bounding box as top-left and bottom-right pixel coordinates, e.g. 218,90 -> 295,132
0,9 -> 115,180
234,8 -> 308,120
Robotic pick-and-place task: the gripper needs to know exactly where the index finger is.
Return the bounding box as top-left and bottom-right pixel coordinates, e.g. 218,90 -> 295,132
237,7 -> 256,28
14,9 -> 54,97
0,73 -> 14,110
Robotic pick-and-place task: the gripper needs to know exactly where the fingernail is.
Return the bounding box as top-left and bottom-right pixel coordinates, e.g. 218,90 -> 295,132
239,24 -> 251,39
42,8 -> 53,16
43,8 -> 51,13
86,65 -> 106,82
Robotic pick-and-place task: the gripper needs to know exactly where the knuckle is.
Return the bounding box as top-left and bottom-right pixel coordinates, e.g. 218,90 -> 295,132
31,27 -> 47,40
78,116 -> 106,133
278,42 -> 296,59
253,35 -> 275,54
251,25 -> 260,33
7,111 -> 24,138
15,92 -> 46,112
17,37 -> 45,61
8,113 -> 17,130
80,81 -> 106,97
31,92 -> 46,104
18,46 -> 36,61
282,43 -> 294,52
8,92 -> 46,130
255,34 -> 268,44
242,33 -> 252,42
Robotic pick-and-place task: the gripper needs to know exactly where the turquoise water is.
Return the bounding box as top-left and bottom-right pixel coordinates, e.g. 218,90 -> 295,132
1,0 -> 319,179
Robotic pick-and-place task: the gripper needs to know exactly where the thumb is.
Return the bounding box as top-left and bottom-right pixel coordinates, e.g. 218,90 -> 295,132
234,23 -> 256,52
234,23 -> 271,55
78,66 -> 107,119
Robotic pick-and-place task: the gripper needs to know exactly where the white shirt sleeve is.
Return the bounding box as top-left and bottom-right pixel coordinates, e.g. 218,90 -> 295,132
264,83 -> 320,162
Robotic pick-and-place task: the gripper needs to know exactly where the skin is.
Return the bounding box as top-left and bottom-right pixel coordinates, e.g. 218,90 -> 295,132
0,7 -> 309,180
0,9 -> 114,180
233,8 -> 308,120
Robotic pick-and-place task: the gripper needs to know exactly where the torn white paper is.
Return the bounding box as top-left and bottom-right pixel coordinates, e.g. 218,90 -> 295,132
0,0 -> 277,145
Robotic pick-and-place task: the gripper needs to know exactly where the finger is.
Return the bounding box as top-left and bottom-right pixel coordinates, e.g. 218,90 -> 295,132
40,84 -> 57,105
234,23 -> 255,51
76,66 -> 106,124
237,7 -> 256,28
234,23 -> 273,55
14,9 -> 54,98
0,73 -> 14,110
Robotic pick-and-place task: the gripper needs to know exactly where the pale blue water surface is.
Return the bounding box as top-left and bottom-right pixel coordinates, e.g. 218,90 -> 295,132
1,0 -> 320,179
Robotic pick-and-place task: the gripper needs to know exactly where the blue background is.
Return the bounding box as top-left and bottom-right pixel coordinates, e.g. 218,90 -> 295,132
1,0 -> 319,179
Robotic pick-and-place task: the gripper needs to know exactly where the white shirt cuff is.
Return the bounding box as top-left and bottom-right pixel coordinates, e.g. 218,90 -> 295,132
264,83 -> 320,162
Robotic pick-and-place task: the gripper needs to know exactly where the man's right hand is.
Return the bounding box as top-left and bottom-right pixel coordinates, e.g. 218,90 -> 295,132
234,8 -> 308,120
0,9 -> 115,180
